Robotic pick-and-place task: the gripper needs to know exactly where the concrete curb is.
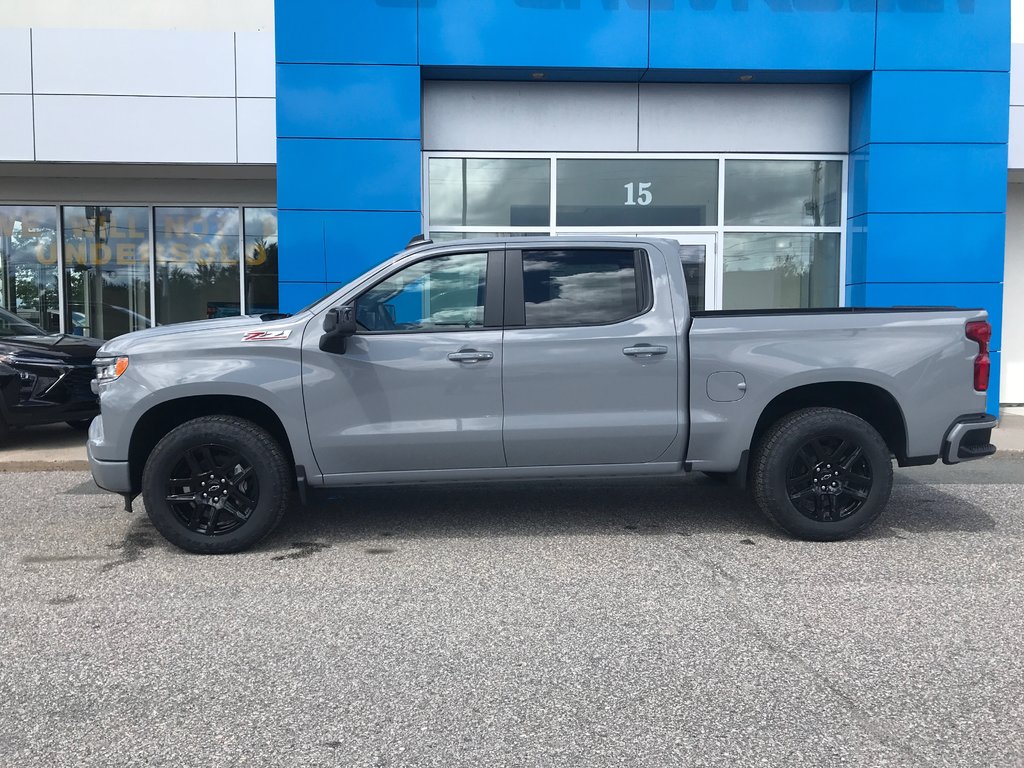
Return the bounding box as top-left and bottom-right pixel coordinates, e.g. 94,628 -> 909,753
0,460 -> 90,473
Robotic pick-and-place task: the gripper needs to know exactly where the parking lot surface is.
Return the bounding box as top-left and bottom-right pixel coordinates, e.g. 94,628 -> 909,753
1,462 -> 1022,767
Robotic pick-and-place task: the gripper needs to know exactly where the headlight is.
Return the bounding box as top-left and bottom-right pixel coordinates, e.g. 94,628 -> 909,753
94,356 -> 129,383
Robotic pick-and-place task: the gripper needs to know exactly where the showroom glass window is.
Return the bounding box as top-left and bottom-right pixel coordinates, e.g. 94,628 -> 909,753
244,208 -> 278,315
723,159 -> 842,309
155,207 -> 241,325
424,154 -> 844,311
0,206 -> 60,332
557,159 -> 718,227
62,206 -> 151,340
428,158 -> 550,228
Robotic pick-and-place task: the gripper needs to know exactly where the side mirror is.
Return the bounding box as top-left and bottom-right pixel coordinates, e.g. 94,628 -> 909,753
320,304 -> 357,353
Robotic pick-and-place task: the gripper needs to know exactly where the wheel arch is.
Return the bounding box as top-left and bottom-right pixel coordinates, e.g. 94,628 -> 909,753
128,395 -> 296,492
748,381 -> 910,467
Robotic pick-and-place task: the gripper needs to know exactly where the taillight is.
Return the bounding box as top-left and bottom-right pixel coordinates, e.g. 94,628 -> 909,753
965,320 -> 991,392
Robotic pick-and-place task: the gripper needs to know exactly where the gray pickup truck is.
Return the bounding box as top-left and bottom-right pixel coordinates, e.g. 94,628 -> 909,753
88,237 -> 997,553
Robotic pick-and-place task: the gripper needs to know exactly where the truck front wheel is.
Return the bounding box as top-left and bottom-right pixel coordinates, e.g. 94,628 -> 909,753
752,407 -> 893,541
141,415 -> 291,554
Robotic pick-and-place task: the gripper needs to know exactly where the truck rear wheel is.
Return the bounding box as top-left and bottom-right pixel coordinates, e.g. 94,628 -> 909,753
141,415 -> 290,554
752,407 -> 893,541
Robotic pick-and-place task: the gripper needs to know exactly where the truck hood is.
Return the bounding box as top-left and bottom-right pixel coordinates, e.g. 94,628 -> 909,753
97,315 -> 294,356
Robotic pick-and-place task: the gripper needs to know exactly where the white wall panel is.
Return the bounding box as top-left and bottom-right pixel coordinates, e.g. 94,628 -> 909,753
237,99 -> 277,163
32,29 -> 235,97
35,96 -> 236,163
1003,183 -> 1024,403
423,82 -> 639,152
1010,107 -> 1024,170
1012,44 -> 1024,107
3,0 -> 273,32
0,96 -> 35,160
0,29 -> 33,93
639,84 -> 849,153
236,32 -> 276,98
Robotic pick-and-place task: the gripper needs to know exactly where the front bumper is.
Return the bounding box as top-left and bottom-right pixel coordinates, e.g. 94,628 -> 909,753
942,414 -> 998,465
87,416 -> 132,492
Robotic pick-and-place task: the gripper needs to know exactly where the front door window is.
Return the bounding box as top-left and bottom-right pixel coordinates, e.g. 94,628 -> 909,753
356,252 -> 489,332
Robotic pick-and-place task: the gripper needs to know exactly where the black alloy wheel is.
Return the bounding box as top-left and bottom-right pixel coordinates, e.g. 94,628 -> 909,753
785,436 -> 873,523
165,443 -> 260,536
752,407 -> 893,541
142,415 -> 290,554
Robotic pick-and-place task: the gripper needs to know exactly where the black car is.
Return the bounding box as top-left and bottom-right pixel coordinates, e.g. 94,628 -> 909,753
0,307 -> 103,440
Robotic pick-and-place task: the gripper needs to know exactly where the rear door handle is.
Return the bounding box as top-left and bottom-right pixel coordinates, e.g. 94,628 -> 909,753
623,345 -> 669,358
447,349 -> 494,363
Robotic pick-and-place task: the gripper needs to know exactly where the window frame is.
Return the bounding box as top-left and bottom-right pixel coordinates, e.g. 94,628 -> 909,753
503,247 -> 654,330
351,247 -> 505,336
421,151 -> 848,311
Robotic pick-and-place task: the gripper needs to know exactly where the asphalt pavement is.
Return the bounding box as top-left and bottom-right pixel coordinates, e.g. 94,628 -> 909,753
1,462 -> 1022,767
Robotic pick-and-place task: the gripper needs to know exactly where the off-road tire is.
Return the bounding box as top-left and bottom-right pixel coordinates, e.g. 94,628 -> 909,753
752,407 -> 893,541
141,415 -> 290,554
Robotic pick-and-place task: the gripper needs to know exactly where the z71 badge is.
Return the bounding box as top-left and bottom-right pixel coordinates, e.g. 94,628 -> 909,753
242,329 -> 292,342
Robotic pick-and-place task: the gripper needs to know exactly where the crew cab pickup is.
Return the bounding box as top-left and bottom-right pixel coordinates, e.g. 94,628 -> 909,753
87,237 -> 997,553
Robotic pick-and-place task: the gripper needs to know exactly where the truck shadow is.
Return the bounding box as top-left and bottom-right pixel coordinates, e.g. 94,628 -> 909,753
266,474 -> 996,547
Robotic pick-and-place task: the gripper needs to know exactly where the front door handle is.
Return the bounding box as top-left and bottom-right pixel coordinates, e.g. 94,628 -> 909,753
623,344 -> 669,358
447,349 -> 494,363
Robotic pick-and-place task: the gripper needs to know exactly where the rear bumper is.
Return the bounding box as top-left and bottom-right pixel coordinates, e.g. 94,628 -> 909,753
942,414 -> 998,465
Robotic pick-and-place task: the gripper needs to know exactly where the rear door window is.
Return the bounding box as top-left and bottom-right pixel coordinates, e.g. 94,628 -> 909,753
520,248 -> 646,327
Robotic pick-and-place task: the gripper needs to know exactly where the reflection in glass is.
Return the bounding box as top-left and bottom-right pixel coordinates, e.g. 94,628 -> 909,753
679,244 -> 706,313
0,206 -> 60,332
725,160 -> 842,226
557,159 -> 718,227
428,158 -> 550,227
62,206 -> 151,340
357,252 -> 488,332
155,207 -> 240,325
723,233 -> 839,310
244,208 -> 278,315
522,249 -> 639,327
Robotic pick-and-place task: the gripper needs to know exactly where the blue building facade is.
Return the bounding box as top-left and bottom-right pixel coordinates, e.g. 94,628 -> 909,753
275,1 -> 1010,410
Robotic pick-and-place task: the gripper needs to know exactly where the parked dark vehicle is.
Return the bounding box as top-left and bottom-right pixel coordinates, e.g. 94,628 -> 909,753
0,307 -> 102,440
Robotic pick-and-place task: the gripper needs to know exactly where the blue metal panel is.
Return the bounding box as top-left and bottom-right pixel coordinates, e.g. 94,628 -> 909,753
275,0 -> 417,65
277,64 -> 421,139
989,351 -> 1001,414
848,143 -> 1008,216
278,281 -> 331,313
649,2 -> 875,71
277,210 -> 327,283
875,0 -> 1011,72
848,145 -> 870,219
277,138 -> 421,211
421,65 -> 647,82
324,210 -> 422,284
866,71 -> 1009,144
847,213 -> 1006,284
849,75 -> 871,151
419,1 -> 648,69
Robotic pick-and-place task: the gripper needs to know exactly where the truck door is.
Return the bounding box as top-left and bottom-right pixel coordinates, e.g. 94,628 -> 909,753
302,248 -> 505,477
501,245 -> 680,467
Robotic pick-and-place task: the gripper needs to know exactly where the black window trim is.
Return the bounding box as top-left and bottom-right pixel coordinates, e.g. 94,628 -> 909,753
351,247 -> 505,336
504,246 -> 654,331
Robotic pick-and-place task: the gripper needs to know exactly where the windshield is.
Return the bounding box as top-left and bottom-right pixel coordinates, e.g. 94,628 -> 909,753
0,307 -> 47,338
